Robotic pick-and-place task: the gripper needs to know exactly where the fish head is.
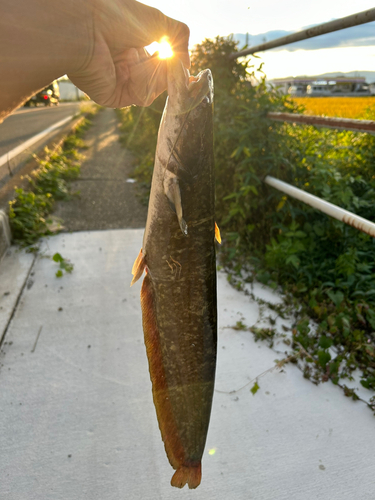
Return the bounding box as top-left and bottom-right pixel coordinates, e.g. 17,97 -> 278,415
166,57 -> 213,115
162,57 -> 214,180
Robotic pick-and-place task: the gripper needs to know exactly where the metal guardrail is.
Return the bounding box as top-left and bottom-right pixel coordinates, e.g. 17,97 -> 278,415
265,177 -> 375,238
264,111 -> 375,236
230,8 -> 375,58
268,112 -> 375,135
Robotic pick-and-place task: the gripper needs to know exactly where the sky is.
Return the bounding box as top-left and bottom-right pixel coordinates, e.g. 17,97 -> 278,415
142,0 -> 375,79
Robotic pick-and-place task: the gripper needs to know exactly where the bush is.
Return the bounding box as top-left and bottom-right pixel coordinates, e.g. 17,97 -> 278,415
9,120 -> 88,246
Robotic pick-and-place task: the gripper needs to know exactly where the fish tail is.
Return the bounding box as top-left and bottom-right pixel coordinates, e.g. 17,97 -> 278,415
140,274 -> 185,471
171,463 -> 202,489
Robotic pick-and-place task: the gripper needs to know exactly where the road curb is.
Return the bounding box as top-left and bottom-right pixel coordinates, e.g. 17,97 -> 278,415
0,114 -> 86,260
0,113 -> 84,190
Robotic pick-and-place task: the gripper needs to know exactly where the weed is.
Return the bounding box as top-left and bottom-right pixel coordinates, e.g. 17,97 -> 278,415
8,115 -> 93,246
9,189 -> 53,246
52,252 -> 74,277
250,381 -> 260,395
233,320 -> 247,331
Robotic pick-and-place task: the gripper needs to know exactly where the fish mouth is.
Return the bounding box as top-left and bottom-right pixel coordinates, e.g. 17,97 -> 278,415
188,69 -> 213,105
167,59 -> 213,109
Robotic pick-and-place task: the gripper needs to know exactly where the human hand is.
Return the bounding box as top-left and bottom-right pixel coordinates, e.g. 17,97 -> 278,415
69,0 -> 190,107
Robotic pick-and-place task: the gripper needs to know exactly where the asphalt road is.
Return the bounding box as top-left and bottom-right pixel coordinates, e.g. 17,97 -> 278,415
0,102 -> 81,157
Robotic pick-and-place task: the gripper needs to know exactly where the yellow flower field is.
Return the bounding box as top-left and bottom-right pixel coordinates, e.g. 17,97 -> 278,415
292,97 -> 375,119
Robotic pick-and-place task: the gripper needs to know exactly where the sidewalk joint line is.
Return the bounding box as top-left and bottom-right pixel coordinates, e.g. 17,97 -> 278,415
31,325 -> 43,353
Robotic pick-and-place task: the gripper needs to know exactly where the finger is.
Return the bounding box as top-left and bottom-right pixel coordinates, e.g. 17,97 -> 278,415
136,47 -> 151,64
69,34 -> 140,108
126,1 -> 190,68
69,29 -> 168,108
115,48 -> 167,105
128,56 -> 167,106
164,18 -> 190,69
122,47 -> 140,65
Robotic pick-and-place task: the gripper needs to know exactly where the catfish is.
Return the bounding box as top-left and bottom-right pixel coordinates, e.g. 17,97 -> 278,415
131,56 -> 219,489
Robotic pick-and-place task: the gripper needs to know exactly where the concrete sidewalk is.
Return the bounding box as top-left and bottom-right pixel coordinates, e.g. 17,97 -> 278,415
0,229 -> 374,500
53,109 -> 147,231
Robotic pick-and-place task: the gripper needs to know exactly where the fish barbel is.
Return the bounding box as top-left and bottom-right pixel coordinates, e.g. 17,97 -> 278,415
131,57 -> 219,489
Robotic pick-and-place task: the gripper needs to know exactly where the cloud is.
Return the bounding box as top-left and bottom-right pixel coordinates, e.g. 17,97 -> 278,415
233,22 -> 375,51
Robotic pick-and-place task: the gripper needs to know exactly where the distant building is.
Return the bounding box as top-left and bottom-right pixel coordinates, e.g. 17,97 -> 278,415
370,83 -> 375,95
58,80 -> 87,101
269,76 -> 370,96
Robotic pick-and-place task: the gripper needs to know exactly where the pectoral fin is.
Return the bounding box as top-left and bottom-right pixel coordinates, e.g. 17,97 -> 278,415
215,222 -> 221,244
164,174 -> 188,236
131,248 -> 146,286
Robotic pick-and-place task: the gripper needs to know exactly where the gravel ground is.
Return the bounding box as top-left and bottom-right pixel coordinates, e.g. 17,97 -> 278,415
53,108 -> 148,231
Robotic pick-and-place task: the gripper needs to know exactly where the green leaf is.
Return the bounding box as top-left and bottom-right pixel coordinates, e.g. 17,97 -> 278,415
285,255 -> 300,269
53,252 -> 63,263
56,269 -> 63,278
360,379 -> 371,389
276,196 -> 287,212
313,224 -> 325,237
318,336 -> 333,349
366,309 -> 375,329
327,291 -> 344,308
250,381 -> 260,395
318,350 -> 331,368
62,262 -> 74,274
230,146 -> 242,158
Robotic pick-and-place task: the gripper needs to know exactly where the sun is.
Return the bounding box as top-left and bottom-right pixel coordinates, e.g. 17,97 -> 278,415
157,37 -> 174,59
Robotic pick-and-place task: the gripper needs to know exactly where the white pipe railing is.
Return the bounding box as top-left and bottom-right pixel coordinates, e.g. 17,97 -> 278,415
264,176 -> 375,238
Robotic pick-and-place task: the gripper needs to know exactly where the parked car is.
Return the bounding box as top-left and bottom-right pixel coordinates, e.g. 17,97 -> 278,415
288,85 -> 305,96
24,81 -> 60,107
306,84 -> 332,96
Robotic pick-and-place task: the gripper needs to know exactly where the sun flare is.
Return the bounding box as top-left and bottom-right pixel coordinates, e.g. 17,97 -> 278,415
157,37 -> 174,59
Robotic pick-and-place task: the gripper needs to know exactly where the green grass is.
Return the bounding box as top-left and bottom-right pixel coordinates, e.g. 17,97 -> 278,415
8,107 -> 98,247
